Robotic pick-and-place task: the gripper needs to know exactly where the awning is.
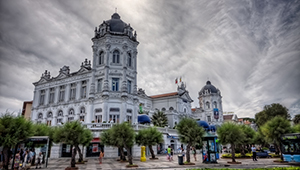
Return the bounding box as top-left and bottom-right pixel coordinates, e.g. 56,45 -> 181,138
167,133 -> 179,139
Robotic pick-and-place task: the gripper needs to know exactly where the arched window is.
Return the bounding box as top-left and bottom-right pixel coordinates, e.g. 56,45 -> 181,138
206,102 -> 210,109
58,110 -> 63,117
213,101 -> 217,108
99,51 -> 104,65
38,113 -> 43,119
184,108 -> 187,113
113,50 -> 120,63
127,53 -> 132,67
69,109 -> 74,115
162,108 -> 166,111
47,112 -> 53,118
80,107 -> 85,114
169,107 -> 174,111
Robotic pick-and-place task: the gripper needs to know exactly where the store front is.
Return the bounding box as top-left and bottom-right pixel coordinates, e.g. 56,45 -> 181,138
86,138 -> 104,157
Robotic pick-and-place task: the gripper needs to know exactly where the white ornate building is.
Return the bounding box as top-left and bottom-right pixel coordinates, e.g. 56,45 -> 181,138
30,13 -> 195,158
192,81 -> 224,126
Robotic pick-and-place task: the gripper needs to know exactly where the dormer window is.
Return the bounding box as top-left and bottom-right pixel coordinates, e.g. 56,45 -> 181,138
113,50 -> 120,63
99,51 -> 104,65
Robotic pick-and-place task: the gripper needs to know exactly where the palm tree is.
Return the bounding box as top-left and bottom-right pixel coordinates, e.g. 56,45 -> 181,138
151,111 -> 168,127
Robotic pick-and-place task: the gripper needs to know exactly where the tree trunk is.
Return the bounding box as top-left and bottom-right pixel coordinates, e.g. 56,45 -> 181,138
274,143 -> 280,155
241,144 -> 245,157
125,146 -> 133,165
75,145 -> 83,162
3,146 -> 10,170
119,147 -> 126,161
231,144 -> 236,162
274,142 -> 283,160
71,147 -> 76,167
186,144 -> 191,163
148,145 -> 155,159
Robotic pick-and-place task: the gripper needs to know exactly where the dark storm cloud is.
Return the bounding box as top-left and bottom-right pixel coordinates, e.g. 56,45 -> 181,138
0,0 -> 299,118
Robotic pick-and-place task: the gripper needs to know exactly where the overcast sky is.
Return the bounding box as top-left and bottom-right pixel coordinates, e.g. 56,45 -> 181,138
0,0 -> 299,118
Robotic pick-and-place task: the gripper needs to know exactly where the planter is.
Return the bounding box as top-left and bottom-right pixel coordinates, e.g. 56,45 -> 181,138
227,161 -> 242,164
184,162 -> 196,165
65,167 -> 79,170
126,164 -> 138,168
149,158 -> 159,160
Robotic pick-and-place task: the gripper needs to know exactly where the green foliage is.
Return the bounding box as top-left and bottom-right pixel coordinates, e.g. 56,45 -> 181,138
255,103 -> 290,127
0,113 -> 33,147
240,124 -> 256,145
177,118 -> 205,147
293,114 -> 300,125
110,122 -> 135,148
217,122 -> 245,146
292,124 -> 300,132
135,127 -> 163,146
262,147 -> 269,151
253,129 -> 268,145
53,121 -> 92,146
221,153 -> 247,158
269,153 -> 280,158
261,116 -> 292,146
151,111 -> 168,127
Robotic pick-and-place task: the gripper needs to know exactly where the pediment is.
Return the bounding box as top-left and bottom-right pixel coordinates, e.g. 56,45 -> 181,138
180,92 -> 193,102
35,77 -> 48,85
55,73 -> 68,79
77,67 -> 90,75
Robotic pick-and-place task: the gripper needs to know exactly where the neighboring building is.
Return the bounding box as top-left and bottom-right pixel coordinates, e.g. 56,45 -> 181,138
223,114 -> 238,122
22,101 -> 32,120
30,13 -> 194,158
192,81 -> 224,126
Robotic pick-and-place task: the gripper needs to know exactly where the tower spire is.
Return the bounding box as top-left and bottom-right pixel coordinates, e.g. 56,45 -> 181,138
115,7 -> 117,13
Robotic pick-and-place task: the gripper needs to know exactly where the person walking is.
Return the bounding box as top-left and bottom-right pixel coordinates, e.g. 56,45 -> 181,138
14,151 -> 21,170
23,151 -> 30,169
99,151 -> 104,164
251,144 -> 257,161
167,146 -> 171,161
192,147 -> 197,161
170,148 -> 174,161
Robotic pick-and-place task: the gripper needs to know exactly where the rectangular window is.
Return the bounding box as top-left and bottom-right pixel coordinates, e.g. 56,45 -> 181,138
207,116 -> 211,122
95,115 -> 102,123
97,79 -> 102,92
68,117 -> 74,122
57,118 -> 62,123
59,85 -> 65,102
127,115 -> 132,124
49,88 -> 55,104
127,80 -> 131,94
39,90 -> 45,105
81,81 -> 87,98
109,114 -> 120,123
80,116 -> 85,122
70,83 -> 76,100
112,78 -> 119,91
47,120 -> 51,126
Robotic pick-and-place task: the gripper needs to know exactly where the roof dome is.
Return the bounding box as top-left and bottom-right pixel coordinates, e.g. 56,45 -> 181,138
199,81 -> 218,94
106,13 -> 127,33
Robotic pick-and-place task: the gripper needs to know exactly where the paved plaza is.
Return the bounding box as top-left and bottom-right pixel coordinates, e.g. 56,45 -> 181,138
35,154 -> 299,170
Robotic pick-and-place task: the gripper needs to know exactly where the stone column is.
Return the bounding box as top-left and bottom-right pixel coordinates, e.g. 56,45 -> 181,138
89,46 -> 97,98
132,98 -> 139,124
52,116 -> 57,126
133,51 -> 138,94
45,89 -> 49,105
120,97 -> 127,123
103,44 -> 110,92
87,100 -> 94,123
54,87 -> 59,103
32,90 -> 39,107
65,84 -> 71,102
76,82 -> 81,100
103,97 -> 109,122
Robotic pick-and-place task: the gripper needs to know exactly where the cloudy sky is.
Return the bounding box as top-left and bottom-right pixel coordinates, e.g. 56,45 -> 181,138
0,0 -> 299,118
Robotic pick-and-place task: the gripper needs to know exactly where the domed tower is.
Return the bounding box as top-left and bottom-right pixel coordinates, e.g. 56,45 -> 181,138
198,81 -> 223,125
89,13 -> 139,124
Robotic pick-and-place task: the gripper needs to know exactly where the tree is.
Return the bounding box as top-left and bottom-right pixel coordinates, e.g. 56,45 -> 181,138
217,122 -> 245,162
53,121 -> 92,167
151,111 -> 168,127
109,123 -> 135,165
293,114 -> 300,125
253,129 -> 268,147
176,118 -> 205,163
292,124 -> 300,132
261,116 -> 292,160
255,103 -> 290,127
101,129 -> 126,161
0,113 -> 33,170
239,125 -> 256,156
135,127 -> 164,159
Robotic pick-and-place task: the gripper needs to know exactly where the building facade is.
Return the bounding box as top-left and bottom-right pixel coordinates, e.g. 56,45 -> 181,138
30,13 -> 197,158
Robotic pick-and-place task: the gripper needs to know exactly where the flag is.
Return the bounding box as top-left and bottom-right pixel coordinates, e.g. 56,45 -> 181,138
180,77 -> 182,82
175,78 -> 178,84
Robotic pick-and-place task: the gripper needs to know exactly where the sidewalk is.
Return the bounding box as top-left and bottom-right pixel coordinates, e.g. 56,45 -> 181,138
41,154 -> 300,170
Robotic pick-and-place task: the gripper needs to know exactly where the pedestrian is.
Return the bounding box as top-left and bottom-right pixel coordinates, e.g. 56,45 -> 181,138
251,144 -> 257,161
182,149 -> 185,162
167,146 -> 171,161
35,152 -> 42,169
14,151 -> 21,170
23,151 -> 30,169
170,148 -> 174,161
99,150 -> 104,164
192,147 -> 197,161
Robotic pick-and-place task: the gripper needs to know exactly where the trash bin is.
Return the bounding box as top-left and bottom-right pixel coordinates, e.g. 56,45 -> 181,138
178,154 -> 183,165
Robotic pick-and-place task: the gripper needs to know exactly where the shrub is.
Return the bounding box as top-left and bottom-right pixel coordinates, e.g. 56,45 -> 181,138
262,147 -> 269,151
269,153 -> 280,158
245,153 -> 252,157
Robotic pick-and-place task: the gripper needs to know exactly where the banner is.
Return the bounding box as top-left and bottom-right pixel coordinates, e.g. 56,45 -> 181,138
92,144 -> 98,153
213,108 -> 219,119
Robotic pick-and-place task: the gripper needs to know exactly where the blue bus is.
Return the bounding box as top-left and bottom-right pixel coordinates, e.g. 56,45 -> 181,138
281,133 -> 300,162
